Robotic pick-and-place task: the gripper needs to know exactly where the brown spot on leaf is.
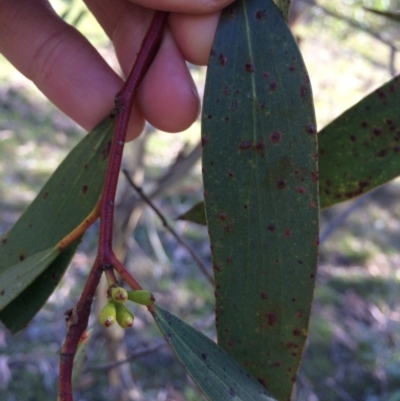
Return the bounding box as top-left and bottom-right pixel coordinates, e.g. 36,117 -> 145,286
305,124 -> 316,134
270,80 -> 278,91
260,292 -> 268,299
267,223 -> 276,232
255,141 -> 265,150
228,170 -> 235,178
213,264 -> 222,272
266,312 -> 277,326
224,224 -> 233,232
201,136 -> 210,146
376,149 -> 388,157
223,86 -> 229,95
270,131 -> 282,143
102,141 -> 111,160
239,141 -> 251,150
256,9 -> 266,19
245,62 -> 255,72
219,53 -> 227,65
43,192 -> 49,199
300,85 -> 308,97
284,229 -> 292,237
311,171 -> 319,182
82,185 -> 88,195
277,180 -> 287,189
296,186 -> 307,194
219,213 -> 227,221
19,253 -> 25,261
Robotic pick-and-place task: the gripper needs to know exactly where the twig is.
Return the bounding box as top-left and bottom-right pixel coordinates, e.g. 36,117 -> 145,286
122,169 -> 213,284
305,0 -> 398,52
91,341 -> 167,371
320,190 -> 374,244
58,11 -> 168,401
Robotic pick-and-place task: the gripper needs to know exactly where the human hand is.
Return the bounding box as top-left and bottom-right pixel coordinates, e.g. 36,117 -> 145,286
0,0 -> 234,140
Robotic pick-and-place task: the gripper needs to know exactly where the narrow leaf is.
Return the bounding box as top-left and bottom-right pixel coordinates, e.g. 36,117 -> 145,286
152,305 -> 277,401
319,75 -> 400,208
202,1 -> 318,400
0,239 -> 80,333
274,0 -> 291,20
0,116 -> 114,330
176,202 -> 207,225
363,7 -> 400,22
0,247 -> 59,310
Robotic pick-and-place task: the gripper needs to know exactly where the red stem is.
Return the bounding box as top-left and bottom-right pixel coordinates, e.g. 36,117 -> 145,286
58,11 -> 168,401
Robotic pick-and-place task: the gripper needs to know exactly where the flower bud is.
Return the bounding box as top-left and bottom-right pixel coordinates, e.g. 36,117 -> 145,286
127,290 -> 155,306
111,287 -> 128,303
99,301 -> 117,327
115,303 -> 134,329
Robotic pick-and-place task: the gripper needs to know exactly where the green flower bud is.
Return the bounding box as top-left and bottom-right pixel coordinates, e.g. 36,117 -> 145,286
115,303 -> 134,328
99,301 -> 117,327
111,287 -> 128,303
127,290 -> 155,306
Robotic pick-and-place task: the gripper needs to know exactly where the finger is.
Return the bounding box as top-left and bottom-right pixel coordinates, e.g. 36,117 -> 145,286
137,29 -> 200,132
169,12 -> 220,66
127,0 -> 233,14
85,0 -> 201,132
0,0 -> 145,139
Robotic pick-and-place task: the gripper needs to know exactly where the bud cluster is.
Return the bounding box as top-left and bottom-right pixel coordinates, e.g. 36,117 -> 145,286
99,287 -> 154,329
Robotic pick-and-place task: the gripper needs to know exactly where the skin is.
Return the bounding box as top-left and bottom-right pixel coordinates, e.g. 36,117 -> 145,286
0,0 -> 234,140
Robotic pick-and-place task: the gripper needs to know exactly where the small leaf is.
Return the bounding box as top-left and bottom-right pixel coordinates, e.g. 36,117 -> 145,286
0,247 -> 60,311
319,75 -> 400,208
0,116 -> 114,330
274,0 -> 291,20
152,305 -> 277,401
363,7 -> 400,22
176,202 -> 207,225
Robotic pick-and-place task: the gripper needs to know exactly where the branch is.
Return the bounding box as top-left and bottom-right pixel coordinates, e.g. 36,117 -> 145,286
122,169 -> 214,284
58,11 -> 168,401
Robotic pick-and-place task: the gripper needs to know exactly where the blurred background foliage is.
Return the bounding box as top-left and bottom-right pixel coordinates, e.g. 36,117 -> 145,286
0,0 -> 400,400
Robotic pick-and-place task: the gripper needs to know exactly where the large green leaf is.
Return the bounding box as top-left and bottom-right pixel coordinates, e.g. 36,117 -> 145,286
319,75 -> 400,208
202,1 -> 318,400
183,75 -> 400,225
0,116 -> 114,331
152,305 -> 277,401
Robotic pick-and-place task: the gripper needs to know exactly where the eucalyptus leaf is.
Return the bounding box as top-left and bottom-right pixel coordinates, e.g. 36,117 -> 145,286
0,239 -> 80,333
0,247 -> 59,311
153,305 -> 277,401
0,116 -> 114,330
176,202 -> 207,225
319,75 -> 400,208
202,1 -> 318,399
